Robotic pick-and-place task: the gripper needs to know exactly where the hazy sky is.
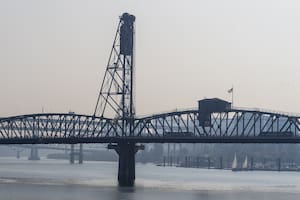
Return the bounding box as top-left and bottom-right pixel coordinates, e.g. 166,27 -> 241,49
1,0 -> 300,117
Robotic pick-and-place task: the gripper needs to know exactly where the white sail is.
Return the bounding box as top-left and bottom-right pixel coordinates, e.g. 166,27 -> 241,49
232,153 -> 238,169
242,156 -> 248,169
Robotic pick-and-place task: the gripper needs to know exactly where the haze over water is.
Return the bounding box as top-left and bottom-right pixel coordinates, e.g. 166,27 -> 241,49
1,1 -> 300,199
0,158 -> 299,200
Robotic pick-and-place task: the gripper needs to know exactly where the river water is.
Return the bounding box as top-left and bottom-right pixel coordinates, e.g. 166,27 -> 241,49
0,157 -> 299,200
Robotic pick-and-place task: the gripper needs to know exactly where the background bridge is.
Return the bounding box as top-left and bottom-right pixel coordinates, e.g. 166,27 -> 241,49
2,12 -> 300,187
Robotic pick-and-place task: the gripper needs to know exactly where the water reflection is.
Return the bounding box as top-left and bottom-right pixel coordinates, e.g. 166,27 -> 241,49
0,158 -> 299,200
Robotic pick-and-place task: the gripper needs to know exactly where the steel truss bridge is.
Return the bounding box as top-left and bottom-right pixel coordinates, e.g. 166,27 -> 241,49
1,108 -> 300,144
2,12 -> 300,186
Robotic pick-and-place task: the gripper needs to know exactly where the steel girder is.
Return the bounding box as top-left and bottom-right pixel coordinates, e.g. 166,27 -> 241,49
133,109 -> 300,143
0,113 -> 122,144
0,109 -> 300,144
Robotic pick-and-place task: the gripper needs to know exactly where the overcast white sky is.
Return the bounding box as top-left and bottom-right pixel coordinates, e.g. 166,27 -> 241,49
1,0 -> 300,117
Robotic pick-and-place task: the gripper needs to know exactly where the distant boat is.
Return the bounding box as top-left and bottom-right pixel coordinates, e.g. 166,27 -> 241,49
232,153 -> 239,171
232,154 -> 249,171
242,156 -> 249,170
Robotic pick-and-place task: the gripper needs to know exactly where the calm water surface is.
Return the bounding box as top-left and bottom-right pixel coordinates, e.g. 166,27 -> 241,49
0,157 -> 299,200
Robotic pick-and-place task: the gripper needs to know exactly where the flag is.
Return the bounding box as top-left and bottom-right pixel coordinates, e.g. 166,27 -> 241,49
228,87 -> 233,93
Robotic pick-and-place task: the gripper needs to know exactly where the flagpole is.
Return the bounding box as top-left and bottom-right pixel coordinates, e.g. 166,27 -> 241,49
232,87 -> 234,107
228,86 -> 234,107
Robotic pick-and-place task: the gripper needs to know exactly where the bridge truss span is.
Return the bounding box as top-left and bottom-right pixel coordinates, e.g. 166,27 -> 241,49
1,109 -> 300,144
133,109 -> 300,143
0,113 -> 122,144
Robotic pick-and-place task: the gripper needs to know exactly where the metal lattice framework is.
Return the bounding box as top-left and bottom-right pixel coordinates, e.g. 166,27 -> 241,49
94,15 -> 135,118
94,13 -> 136,137
1,108 -> 300,144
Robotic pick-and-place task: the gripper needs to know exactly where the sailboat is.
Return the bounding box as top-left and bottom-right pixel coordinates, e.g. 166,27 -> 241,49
242,156 -> 249,170
232,153 -> 239,171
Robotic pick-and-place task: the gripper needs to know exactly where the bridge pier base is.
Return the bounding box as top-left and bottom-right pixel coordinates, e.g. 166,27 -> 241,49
79,144 -> 83,164
70,144 -> 75,164
16,149 -> 21,159
28,146 -> 40,160
70,144 -> 84,164
108,142 -> 144,187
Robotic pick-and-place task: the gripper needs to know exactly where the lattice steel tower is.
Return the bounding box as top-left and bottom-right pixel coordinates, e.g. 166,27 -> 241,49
94,13 -> 135,136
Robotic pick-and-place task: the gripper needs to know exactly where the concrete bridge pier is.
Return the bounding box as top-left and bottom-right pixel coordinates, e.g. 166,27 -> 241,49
78,144 -> 83,164
219,156 -> 223,169
16,149 -> 21,159
28,146 -> 40,160
70,144 -> 84,164
70,144 -> 75,164
108,142 -> 144,187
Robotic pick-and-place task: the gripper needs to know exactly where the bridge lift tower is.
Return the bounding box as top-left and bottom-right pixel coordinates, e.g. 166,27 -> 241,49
94,13 -> 143,187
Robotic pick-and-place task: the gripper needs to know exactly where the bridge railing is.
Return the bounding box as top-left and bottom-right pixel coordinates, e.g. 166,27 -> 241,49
231,106 -> 300,118
137,106 -> 300,119
136,107 -> 197,119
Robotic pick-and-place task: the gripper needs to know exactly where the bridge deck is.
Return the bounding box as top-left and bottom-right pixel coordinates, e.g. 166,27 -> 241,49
1,136 -> 300,144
